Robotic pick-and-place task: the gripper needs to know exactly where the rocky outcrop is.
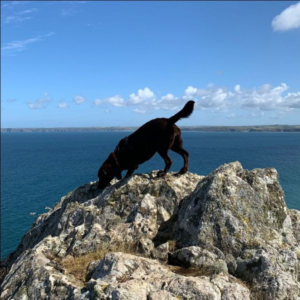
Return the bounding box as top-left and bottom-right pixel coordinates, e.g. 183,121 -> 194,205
1,162 -> 299,299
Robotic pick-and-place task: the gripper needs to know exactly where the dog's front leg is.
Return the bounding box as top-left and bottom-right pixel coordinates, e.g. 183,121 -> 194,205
125,165 -> 138,178
116,171 -> 123,180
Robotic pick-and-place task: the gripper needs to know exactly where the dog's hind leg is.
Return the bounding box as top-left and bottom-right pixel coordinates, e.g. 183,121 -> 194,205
157,150 -> 172,177
171,137 -> 189,175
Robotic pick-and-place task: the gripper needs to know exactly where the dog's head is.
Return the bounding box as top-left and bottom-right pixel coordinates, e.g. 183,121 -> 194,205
97,152 -> 122,189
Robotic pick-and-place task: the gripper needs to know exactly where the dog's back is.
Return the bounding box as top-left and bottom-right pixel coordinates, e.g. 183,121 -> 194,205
115,119 -> 173,164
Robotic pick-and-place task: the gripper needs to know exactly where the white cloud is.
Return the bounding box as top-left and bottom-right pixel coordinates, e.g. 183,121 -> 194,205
27,94 -> 51,110
129,87 -> 155,104
106,95 -> 125,107
128,88 -> 184,112
1,32 -> 55,53
90,83 -> 300,118
234,85 -> 241,92
94,95 -> 125,107
20,82 -> 300,120
183,86 -> 197,99
272,2 -> 300,32
58,102 -> 69,109
285,92 -> 300,108
239,83 -> 289,111
161,93 -> 176,101
197,87 -> 229,111
73,95 -> 86,104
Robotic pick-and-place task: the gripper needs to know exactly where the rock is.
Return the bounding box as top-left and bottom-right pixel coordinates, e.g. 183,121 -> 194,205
1,163 -> 299,299
290,209 -> 300,243
155,162 -> 300,299
3,171 -> 202,264
236,246 -> 300,299
87,252 -> 249,300
165,162 -> 289,253
169,246 -> 228,275
1,236 -> 86,300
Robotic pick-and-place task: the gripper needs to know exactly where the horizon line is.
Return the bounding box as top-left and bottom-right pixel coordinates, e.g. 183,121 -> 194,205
2,124 -> 300,130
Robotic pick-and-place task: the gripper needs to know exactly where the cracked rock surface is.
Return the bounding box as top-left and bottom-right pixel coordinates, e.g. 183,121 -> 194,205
1,162 -> 299,299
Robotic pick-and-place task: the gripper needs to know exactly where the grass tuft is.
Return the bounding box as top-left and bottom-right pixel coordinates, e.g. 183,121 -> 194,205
61,241 -> 140,282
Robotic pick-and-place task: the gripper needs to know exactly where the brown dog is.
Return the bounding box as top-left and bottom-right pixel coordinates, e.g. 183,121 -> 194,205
97,100 -> 195,189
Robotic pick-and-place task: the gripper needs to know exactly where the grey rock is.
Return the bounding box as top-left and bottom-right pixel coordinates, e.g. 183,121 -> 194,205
87,252 -> 249,300
1,236 -> 88,300
161,162 -> 300,299
290,209 -> 300,243
169,246 -> 228,275
1,163 -> 299,299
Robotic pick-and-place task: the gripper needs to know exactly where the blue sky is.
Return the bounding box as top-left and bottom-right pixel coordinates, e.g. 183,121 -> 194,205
1,1 -> 300,128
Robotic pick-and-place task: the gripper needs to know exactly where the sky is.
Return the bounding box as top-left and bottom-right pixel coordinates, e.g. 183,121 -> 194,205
1,1 -> 300,128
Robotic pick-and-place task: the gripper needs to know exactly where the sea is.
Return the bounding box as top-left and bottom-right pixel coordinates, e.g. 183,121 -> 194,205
1,131 -> 300,259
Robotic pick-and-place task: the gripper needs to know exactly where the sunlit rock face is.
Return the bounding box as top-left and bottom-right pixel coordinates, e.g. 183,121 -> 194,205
1,162 -> 299,299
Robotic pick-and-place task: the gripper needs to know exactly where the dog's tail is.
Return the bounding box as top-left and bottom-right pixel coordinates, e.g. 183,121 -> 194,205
168,100 -> 195,125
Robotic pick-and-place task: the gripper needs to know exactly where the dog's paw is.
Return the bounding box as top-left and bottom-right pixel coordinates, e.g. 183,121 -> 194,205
156,170 -> 166,177
174,168 -> 188,176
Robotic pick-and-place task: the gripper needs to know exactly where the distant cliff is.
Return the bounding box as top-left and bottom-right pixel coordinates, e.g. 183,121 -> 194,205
1,162 -> 300,299
1,125 -> 300,133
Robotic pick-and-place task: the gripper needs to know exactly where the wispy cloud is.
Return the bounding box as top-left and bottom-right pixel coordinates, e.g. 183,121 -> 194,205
18,8 -> 37,15
60,1 -> 87,3
1,32 -> 55,54
3,6 -> 38,24
60,1 -> 87,17
92,83 -> 300,118
7,98 -> 17,103
272,2 -> 300,32
73,95 -> 86,104
4,14 -> 31,24
2,1 -> 31,9
58,102 -> 69,109
27,94 -> 51,110
61,8 -> 77,17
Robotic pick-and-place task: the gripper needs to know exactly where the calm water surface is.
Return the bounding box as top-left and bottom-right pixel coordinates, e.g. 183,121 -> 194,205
1,132 -> 300,259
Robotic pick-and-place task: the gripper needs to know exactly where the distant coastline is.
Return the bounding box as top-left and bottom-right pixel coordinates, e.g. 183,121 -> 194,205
1,125 -> 300,133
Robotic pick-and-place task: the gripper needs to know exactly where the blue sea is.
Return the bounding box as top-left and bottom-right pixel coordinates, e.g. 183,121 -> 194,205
1,132 -> 300,259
